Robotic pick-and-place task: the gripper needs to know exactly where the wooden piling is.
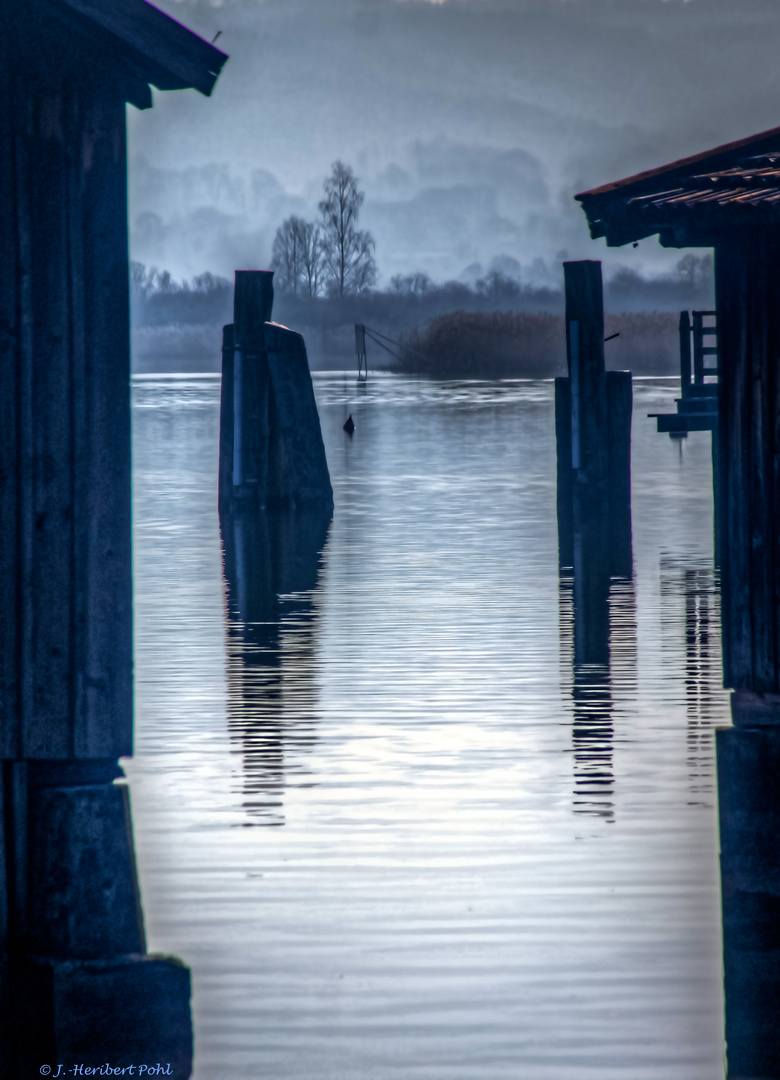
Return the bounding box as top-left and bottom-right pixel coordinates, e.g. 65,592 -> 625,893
555,263 -> 633,659
218,324 -> 235,512
564,261 -> 610,540
219,270 -> 333,515
555,376 -> 574,569
564,262 -> 613,661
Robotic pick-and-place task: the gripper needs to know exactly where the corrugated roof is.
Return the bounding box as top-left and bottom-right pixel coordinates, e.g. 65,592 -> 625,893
576,127 -> 780,247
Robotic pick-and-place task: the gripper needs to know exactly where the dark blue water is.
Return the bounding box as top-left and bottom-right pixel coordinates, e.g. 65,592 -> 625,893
128,373 -> 727,1080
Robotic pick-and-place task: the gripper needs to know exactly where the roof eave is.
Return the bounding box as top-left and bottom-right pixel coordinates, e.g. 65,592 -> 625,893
575,124 -> 780,203
53,0 -> 228,96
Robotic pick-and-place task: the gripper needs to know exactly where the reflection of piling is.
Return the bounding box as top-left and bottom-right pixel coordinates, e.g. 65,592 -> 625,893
218,271 -> 333,515
717,705 -> 780,1078
559,574 -> 637,822
221,505 -> 330,826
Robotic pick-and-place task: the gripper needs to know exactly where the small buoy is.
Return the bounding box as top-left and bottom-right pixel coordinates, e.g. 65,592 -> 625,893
343,415 -> 355,435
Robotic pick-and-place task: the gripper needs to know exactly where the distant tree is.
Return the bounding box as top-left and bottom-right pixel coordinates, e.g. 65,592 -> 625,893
390,271 -> 433,296
475,270 -> 521,302
271,215 -> 306,294
271,215 -> 326,296
318,161 -> 377,297
298,219 -> 325,297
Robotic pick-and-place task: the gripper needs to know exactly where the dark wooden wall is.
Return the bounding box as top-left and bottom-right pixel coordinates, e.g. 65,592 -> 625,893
716,233 -> 780,693
0,63 -> 132,760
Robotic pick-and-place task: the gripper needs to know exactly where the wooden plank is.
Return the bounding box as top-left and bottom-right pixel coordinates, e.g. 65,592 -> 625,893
218,323 -> 234,514
554,377 -> 573,570
716,239 -> 754,689
232,272 -> 274,503
23,83 -> 74,758
655,413 -> 717,433
264,324 -> 334,508
0,70 -> 21,758
74,87 -> 133,758
679,310 -> 692,399
747,234 -> 775,690
606,370 -> 632,578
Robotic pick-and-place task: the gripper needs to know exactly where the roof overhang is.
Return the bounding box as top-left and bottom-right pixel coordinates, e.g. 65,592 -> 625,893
576,125 -> 780,248
10,0 -> 228,107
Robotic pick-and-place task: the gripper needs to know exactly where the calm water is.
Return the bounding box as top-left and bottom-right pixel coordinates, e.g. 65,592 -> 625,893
127,373 -> 729,1080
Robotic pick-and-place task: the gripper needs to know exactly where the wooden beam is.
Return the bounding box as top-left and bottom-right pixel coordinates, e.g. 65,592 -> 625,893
48,0 -> 228,96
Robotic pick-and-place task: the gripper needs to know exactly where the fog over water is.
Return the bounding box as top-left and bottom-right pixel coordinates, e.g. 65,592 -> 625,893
129,0 -> 780,286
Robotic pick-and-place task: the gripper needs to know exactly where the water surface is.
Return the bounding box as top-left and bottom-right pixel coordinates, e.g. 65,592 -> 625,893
129,373 -> 727,1080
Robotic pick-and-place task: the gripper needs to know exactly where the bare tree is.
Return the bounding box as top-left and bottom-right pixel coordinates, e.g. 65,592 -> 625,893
271,215 -> 306,294
390,271 -> 433,296
318,161 -> 377,297
298,219 -> 325,297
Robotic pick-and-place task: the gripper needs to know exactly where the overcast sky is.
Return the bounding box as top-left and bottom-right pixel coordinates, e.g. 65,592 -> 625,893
128,0 -> 780,287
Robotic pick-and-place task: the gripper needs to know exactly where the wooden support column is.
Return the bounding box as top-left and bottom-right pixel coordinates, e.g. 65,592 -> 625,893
0,77 -> 131,763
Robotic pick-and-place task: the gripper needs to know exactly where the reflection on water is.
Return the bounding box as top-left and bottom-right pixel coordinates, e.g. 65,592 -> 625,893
661,557 -> 722,807
559,576 -> 637,821
130,374 -> 731,1080
221,508 -> 330,826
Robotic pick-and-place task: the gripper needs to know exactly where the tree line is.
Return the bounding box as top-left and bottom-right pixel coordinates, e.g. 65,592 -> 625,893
271,161 -> 377,297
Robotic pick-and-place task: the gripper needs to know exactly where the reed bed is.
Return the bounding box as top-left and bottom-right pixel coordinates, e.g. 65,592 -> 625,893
399,310 -> 680,377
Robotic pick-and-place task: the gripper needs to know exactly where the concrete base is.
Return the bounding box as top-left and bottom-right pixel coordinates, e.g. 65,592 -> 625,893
1,762 -> 193,1079
717,724 -> 780,1078
2,954 -> 192,1079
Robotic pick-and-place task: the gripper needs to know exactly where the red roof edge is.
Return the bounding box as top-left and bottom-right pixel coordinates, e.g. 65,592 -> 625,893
575,123 -> 780,201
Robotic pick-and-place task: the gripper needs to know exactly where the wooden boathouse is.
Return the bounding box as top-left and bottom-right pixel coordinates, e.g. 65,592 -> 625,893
576,126 -> 780,702
577,127 -> 780,1076
0,1 -> 226,1074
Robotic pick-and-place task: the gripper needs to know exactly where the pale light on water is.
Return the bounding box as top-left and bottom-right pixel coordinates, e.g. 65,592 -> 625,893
128,373 -> 728,1080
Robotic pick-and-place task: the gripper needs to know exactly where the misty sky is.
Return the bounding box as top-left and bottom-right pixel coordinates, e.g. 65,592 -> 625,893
128,0 -> 780,287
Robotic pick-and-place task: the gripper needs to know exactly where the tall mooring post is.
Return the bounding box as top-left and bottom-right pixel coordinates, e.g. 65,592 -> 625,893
555,261 -> 633,665
219,270 -> 333,515
218,272 -> 334,604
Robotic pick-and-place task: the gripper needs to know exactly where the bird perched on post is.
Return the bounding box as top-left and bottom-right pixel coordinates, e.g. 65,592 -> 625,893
343,415 -> 355,435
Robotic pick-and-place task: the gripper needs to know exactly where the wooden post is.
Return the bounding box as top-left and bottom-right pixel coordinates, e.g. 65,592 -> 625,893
355,323 -> 367,377
218,324 -> 234,514
555,376 -> 573,569
564,261 -> 612,664
679,310 -> 692,398
606,370 -> 633,579
219,270 -> 333,514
